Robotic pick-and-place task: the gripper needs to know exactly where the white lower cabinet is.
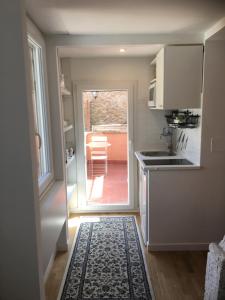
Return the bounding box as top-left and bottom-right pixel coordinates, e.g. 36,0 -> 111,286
138,164 -> 149,245
138,166 -> 209,251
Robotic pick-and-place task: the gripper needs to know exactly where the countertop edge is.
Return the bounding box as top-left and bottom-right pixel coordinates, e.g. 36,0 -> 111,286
135,151 -> 201,171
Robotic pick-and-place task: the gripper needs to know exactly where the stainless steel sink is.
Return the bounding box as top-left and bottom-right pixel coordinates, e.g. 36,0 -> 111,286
140,151 -> 176,157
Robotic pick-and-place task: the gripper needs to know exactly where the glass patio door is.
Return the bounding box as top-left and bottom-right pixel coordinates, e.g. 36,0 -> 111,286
83,90 -> 128,207
75,81 -> 135,212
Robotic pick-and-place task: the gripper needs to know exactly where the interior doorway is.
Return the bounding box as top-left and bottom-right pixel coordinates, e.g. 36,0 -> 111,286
83,90 -> 128,206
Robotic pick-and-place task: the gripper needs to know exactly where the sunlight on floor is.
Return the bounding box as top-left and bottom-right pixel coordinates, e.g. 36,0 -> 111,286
68,216 -> 80,228
80,216 -> 101,223
87,163 -> 128,205
68,216 -> 102,228
89,175 -> 104,200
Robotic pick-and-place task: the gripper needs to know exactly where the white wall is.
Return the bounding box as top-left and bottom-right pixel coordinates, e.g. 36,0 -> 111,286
0,1 -> 44,299
27,18 -> 68,277
69,57 -> 167,151
174,108 -> 202,164
199,38 -> 225,242
66,57 -> 167,208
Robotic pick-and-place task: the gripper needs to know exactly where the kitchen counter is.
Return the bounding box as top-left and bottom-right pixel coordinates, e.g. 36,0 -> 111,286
135,151 -> 201,171
136,150 -> 203,250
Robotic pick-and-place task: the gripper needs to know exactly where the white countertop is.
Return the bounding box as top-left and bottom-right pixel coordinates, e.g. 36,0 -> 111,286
135,151 -> 201,171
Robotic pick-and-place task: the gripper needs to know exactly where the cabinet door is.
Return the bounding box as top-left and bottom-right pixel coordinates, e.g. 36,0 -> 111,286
155,48 -> 164,109
139,165 -> 148,245
163,45 -> 203,109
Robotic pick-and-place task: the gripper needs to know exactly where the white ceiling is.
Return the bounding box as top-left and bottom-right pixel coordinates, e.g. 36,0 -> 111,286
25,0 -> 225,35
58,44 -> 163,58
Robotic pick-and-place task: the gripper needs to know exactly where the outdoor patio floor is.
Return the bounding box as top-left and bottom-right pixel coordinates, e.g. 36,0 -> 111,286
87,162 -> 128,205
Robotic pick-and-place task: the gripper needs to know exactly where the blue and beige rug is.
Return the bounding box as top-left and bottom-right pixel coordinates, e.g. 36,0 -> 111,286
60,216 -> 152,299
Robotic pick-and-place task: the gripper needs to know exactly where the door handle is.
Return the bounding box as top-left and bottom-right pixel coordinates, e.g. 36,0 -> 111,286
35,132 -> 42,150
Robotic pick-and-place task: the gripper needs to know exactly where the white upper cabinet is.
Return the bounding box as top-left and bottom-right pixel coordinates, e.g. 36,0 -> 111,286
153,45 -> 203,110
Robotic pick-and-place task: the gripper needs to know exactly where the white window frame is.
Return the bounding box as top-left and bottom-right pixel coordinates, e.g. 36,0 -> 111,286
28,35 -> 54,195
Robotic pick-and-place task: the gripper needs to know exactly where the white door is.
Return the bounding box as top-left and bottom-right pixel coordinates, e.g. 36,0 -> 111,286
74,80 -> 136,211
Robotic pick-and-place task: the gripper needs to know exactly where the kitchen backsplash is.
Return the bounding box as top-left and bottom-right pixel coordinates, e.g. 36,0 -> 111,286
173,109 -> 202,164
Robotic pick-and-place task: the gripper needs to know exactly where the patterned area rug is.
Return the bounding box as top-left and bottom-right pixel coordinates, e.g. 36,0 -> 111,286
60,216 -> 152,299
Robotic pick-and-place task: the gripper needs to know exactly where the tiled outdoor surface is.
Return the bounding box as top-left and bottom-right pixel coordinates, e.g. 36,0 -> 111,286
87,163 -> 128,205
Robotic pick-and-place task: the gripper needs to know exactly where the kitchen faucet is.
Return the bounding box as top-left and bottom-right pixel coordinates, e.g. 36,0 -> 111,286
160,127 -> 173,153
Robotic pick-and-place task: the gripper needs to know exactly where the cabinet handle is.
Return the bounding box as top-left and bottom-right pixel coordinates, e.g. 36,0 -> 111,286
35,132 -> 42,150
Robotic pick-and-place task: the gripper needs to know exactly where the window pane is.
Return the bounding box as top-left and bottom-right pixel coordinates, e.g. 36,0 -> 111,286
28,38 -> 52,187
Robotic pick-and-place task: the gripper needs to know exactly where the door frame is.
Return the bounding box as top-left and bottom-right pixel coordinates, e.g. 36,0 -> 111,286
73,80 -> 137,212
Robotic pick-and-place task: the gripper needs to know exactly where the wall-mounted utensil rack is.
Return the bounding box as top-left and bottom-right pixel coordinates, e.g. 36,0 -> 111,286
165,110 -> 200,128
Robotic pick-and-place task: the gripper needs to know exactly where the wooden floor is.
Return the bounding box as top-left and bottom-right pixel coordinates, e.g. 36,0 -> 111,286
45,213 -> 207,300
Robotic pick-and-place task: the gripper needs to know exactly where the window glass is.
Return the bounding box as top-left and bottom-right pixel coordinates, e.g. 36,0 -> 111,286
28,37 -> 53,191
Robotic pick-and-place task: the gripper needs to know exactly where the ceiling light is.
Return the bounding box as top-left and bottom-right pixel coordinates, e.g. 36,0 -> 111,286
92,91 -> 98,99
120,48 -> 126,53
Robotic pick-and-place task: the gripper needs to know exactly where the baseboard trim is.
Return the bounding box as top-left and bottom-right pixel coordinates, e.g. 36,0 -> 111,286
57,241 -> 69,252
148,242 -> 209,251
44,248 -> 57,283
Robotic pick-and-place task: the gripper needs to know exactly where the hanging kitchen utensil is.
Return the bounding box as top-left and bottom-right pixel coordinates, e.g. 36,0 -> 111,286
184,136 -> 189,150
176,130 -> 183,151
181,133 -> 186,150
